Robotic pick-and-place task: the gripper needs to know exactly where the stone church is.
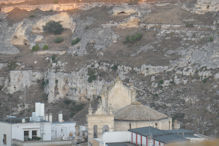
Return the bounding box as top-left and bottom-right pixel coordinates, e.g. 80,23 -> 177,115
87,78 -> 173,143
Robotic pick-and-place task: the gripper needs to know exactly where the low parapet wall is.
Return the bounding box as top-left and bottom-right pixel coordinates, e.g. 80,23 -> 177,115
13,139 -> 74,146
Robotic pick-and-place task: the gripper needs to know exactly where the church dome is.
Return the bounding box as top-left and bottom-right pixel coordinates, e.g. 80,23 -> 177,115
114,102 -> 168,121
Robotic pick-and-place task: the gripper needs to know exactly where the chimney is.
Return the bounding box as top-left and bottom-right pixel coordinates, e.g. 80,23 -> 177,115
58,112 -> 63,122
49,113 -> 53,122
22,118 -> 25,123
45,114 -> 49,121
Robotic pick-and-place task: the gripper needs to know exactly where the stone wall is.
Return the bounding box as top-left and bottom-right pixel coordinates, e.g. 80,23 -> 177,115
87,114 -> 114,142
114,118 -> 172,131
102,79 -> 135,112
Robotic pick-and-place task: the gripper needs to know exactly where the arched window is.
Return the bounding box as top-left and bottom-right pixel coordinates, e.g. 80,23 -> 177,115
93,125 -> 98,138
102,125 -> 109,134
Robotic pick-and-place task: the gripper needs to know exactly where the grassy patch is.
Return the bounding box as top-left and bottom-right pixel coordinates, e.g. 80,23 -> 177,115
43,45 -> 49,50
29,14 -> 35,18
159,80 -> 164,85
32,44 -> 40,52
185,23 -> 194,28
124,32 -> 143,44
71,37 -> 81,46
54,37 -> 64,43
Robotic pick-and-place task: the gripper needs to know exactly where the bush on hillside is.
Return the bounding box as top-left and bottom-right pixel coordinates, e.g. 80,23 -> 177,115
43,45 -> 49,50
71,37 -> 81,46
54,37 -> 64,43
32,44 -> 40,52
43,21 -> 64,35
87,68 -> 97,83
124,32 -> 143,44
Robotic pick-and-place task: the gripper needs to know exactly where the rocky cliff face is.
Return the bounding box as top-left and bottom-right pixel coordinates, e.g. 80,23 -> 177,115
0,0 -> 218,137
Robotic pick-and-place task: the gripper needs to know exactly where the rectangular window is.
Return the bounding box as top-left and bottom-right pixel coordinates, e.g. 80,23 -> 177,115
3,134 -> 7,144
32,130 -> 37,139
24,131 -> 29,141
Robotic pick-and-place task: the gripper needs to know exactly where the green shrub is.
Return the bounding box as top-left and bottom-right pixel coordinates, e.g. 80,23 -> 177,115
32,44 -> 40,52
29,14 -> 35,18
71,37 -> 81,46
51,55 -> 57,63
43,21 -> 64,35
185,23 -> 194,28
209,37 -> 214,42
88,75 -> 97,83
88,68 -> 95,76
87,68 -> 97,83
42,79 -> 49,88
124,33 -> 143,44
8,61 -> 17,70
70,102 -> 85,117
202,78 -> 208,83
111,64 -> 118,71
64,99 -> 72,105
54,37 -> 64,43
159,80 -> 164,85
43,45 -> 49,50
32,136 -> 41,141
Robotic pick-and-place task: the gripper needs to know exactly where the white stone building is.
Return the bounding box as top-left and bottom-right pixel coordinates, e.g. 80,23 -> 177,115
0,102 -> 76,146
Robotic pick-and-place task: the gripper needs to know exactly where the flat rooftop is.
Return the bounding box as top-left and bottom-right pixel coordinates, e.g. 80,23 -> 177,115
107,142 -> 135,146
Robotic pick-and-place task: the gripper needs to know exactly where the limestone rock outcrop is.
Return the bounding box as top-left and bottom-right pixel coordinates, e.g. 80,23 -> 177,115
44,70 -> 106,103
193,0 -> 219,14
11,22 -> 29,46
0,13 -> 20,54
112,5 -> 137,16
3,70 -> 43,94
119,16 -> 140,28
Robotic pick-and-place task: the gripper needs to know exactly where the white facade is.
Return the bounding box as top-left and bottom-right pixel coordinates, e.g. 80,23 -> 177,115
0,121 -> 76,146
0,122 -> 12,146
51,122 -> 76,140
102,131 -> 131,143
12,122 -> 52,141
96,131 -> 164,146
0,102 -> 76,146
